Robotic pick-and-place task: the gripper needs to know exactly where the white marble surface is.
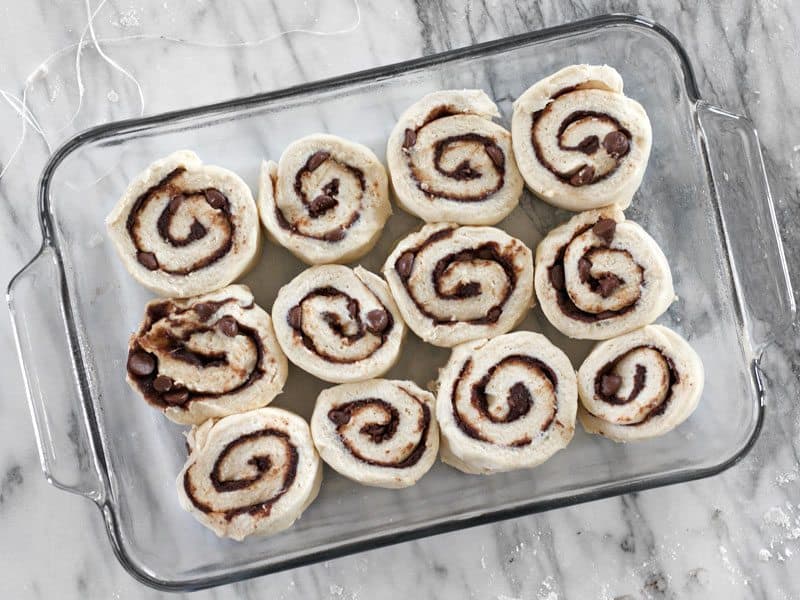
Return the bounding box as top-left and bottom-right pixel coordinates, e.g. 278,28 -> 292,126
1,1 -> 799,598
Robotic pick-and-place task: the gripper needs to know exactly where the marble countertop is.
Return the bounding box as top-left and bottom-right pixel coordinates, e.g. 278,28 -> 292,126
1,1 -> 798,598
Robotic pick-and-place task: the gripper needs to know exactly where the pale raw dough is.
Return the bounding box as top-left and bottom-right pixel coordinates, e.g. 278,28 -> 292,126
577,325 -> 705,442
177,407 -> 321,541
386,90 -> 524,225
106,150 -> 261,297
258,134 -> 391,265
436,331 -> 577,474
383,223 -> 534,347
126,284 -> 288,425
512,65 -> 652,211
272,265 -> 406,383
534,207 -> 674,340
311,379 -> 439,488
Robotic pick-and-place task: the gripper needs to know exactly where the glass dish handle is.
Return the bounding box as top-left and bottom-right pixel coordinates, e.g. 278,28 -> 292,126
696,101 -> 796,354
7,244 -> 106,503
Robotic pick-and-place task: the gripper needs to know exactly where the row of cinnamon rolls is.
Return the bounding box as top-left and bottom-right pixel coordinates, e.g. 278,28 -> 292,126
106,65 -> 652,299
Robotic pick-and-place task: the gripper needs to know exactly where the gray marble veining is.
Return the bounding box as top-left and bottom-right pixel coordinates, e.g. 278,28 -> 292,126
1,1 -> 798,599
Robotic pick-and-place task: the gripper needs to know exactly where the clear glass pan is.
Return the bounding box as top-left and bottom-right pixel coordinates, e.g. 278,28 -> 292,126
8,14 -> 794,591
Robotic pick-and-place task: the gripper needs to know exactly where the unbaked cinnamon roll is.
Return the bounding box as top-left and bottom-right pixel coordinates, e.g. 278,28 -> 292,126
386,90 -> 524,225
311,379 -> 438,488
577,325 -> 704,442
512,65 -> 652,211
436,331 -> 577,474
106,151 -> 261,297
126,284 -> 288,425
258,134 -> 391,265
534,207 -> 674,340
383,223 -> 534,347
177,407 -> 321,540
272,265 -> 406,383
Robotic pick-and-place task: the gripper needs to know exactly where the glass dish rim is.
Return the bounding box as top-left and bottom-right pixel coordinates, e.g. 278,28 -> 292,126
7,13 -> 769,592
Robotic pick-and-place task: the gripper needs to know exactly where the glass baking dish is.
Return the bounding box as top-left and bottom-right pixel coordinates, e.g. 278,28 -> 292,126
7,14 -> 794,592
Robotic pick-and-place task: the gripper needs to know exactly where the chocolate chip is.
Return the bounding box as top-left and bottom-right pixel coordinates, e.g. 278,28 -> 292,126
153,375 -> 173,392
323,228 -> 345,242
248,455 -> 272,472
484,143 -> 505,168
578,257 -> 592,282
455,281 -> 481,298
576,135 -> 600,154
603,131 -> 629,157
189,220 -> 207,239
128,351 -> 156,377
306,150 -> 330,172
194,302 -> 217,321
592,218 -> 617,244
328,407 -> 351,425
308,194 -> 338,218
475,246 -> 496,261
168,194 -> 185,212
486,306 -> 502,323
569,165 -> 595,186
402,128 -> 417,149
347,298 -> 360,318
163,388 -> 189,405
288,305 -> 303,329
507,382 -> 532,420
136,251 -> 159,271
597,274 -> 623,298
550,264 -> 565,290
365,309 -> 389,335
217,316 -> 239,337
395,252 -> 415,278
205,189 -> 228,210
600,374 -> 622,396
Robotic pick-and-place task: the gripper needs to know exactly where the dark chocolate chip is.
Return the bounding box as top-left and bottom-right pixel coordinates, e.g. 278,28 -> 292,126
486,306 -> 502,323
218,316 -> 239,337
592,218 -> 617,244
194,302 -> 217,321
507,382 -> 532,420
396,252 -> 415,278
365,309 -> 389,335
205,189 -> 228,210
136,251 -> 159,271
603,131 -> 630,157
576,135 -> 600,154
288,306 -> 303,329
168,194 -> 185,212
153,375 -> 174,392
402,128 -> 417,149
306,151 -> 330,172
455,281 -> 481,298
163,388 -> 189,405
578,257 -> 592,281
569,165 -> 595,186
248,455 -> 272,472
308,194 -> 338,218
128,351 -> 156,377
323,228 -> 345,242
550,264 -> 565,290
485,144 -> 505,168
597,274 -> 623,298
328,407 -> 352,426
347,298 -> 360,319
190,220 -> 207,239
600,374 -> 622,396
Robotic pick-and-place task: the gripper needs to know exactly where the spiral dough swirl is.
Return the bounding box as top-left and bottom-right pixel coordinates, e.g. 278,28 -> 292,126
512,65 -> 652,211
258,134 -> 391,265
177,407 -> 321,540
577,325 -> 704,442
383,223 -> 534,347
272,265 -> 406,383
311,379 -> 439,488
386,90 -> 524,225
125,284 -> 288,425
106,151 -> 261,297
436,331 -> 577,474
534,207 -> 674,340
